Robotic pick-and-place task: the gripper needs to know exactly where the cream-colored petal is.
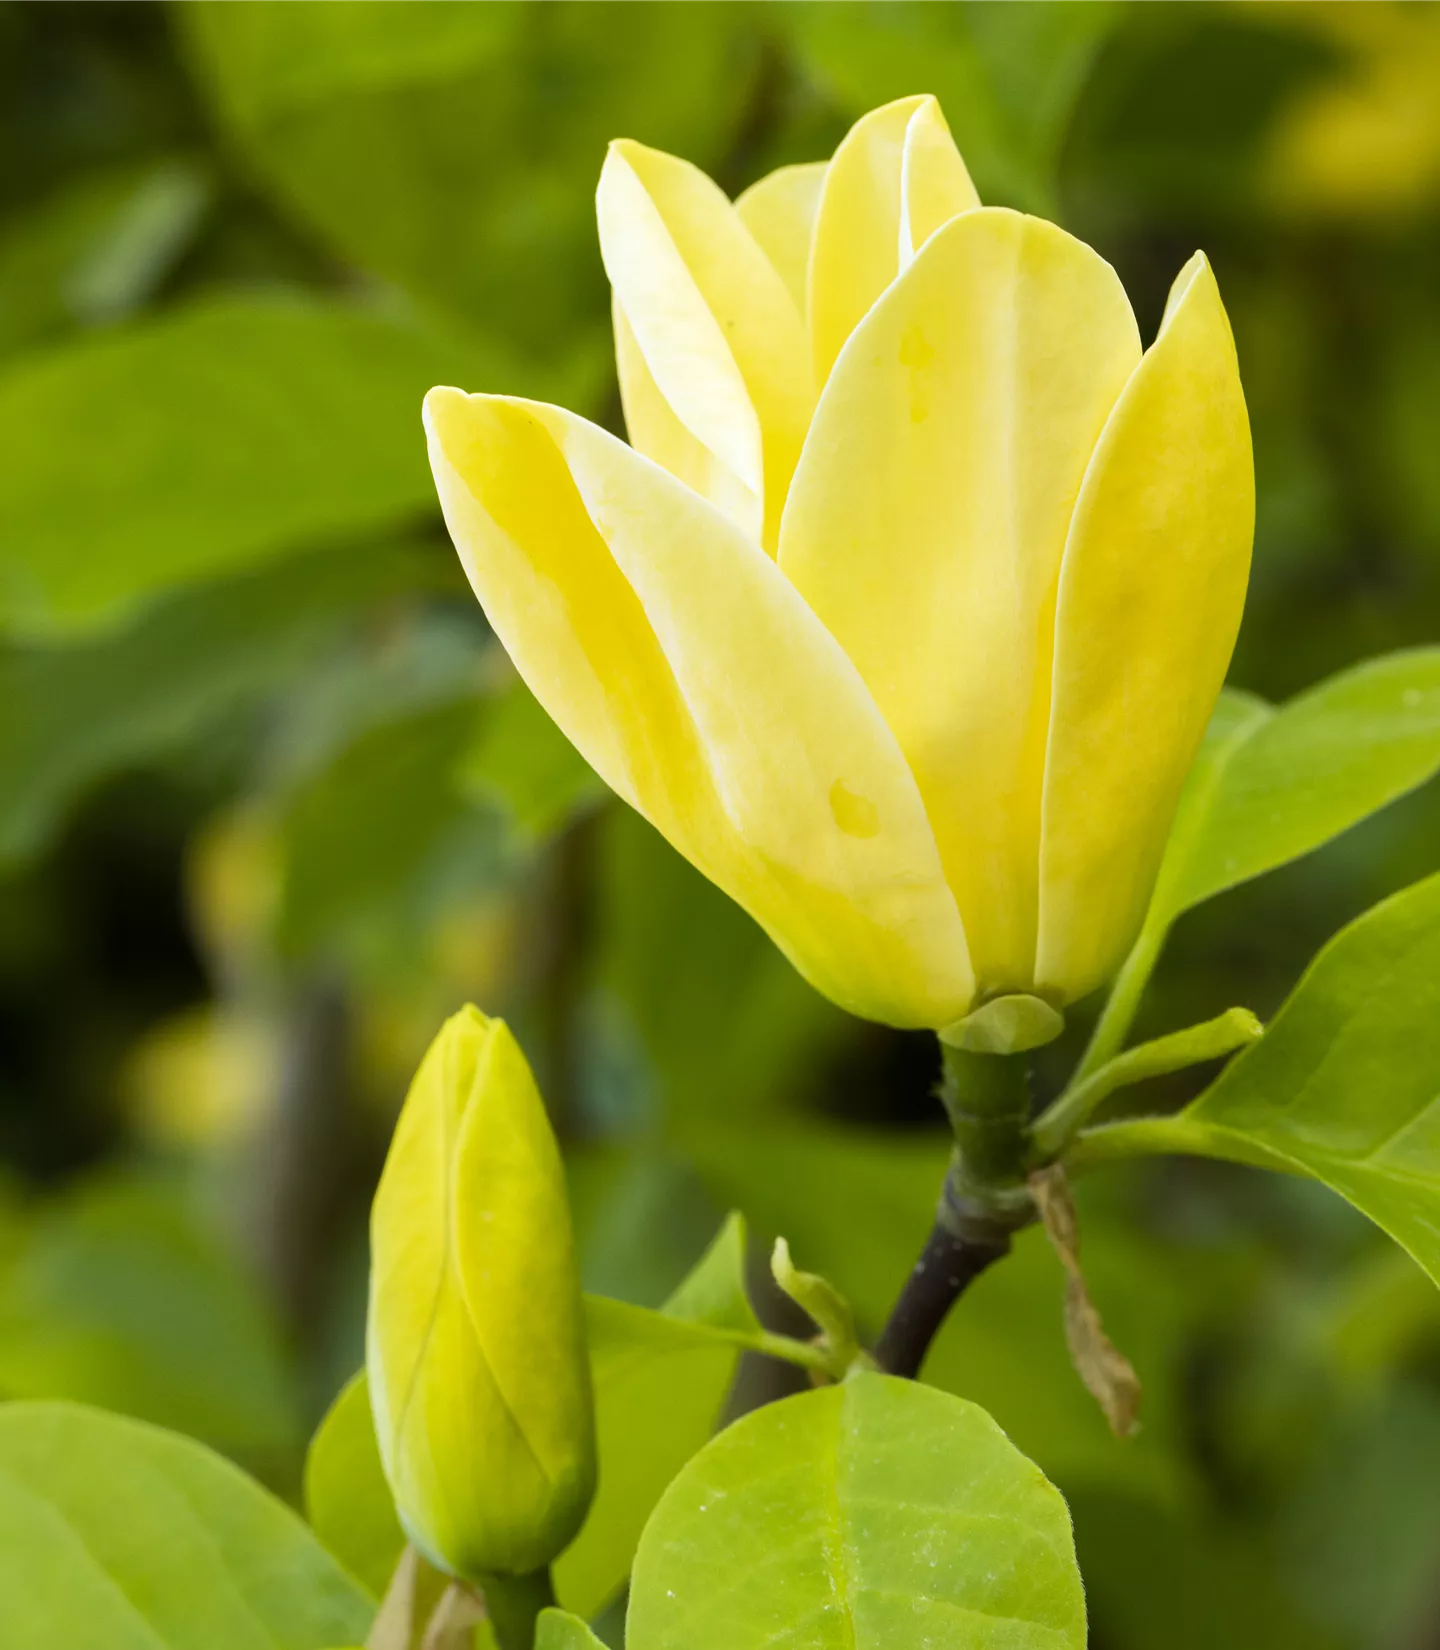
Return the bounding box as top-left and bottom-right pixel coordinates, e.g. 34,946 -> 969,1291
598,140 -> 812,550
808,95 -> 980,386
1036,253 -> 1254,1002
426,388 -> 974,1029
780,207 -> 1141,993
735,161 -> 828,317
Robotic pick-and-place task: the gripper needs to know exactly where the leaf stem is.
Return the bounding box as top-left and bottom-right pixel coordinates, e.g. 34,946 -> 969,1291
1030,1006 -> 1261,1161
1074,919 -> 1169,1083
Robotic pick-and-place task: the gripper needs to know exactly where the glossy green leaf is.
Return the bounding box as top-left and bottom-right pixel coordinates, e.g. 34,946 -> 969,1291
554,1214 -> 762,1618
1151,650 -> 1440,926
628,1373 -> 1086,1650
1076,872 -> 1440,1283
0,540 -> 450,863
305,1371 -> 400,1599
0,1401 -> 372,1648
0,1176 -> 299,1454
0,294 -> 538,637
536,1609 -> 608,1650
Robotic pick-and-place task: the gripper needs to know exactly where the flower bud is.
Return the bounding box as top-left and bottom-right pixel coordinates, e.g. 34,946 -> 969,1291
366,1007 -> 594,1581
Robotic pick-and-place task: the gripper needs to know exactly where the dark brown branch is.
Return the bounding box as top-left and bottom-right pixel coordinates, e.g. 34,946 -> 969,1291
872,1220 -> 1011,1378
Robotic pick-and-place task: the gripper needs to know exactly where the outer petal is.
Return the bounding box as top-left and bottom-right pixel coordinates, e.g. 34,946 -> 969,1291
780,208 -> 1142,992
808,95 -> 980,386
1036,254 -> 1254,1001
735,161 -> 828,317
425,388 -> 974,1028
599,140 -> 812,550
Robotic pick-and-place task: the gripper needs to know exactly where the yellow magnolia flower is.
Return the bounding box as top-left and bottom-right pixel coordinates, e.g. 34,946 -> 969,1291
367,1007 -> 595,1581
425,95 -> 1254,1035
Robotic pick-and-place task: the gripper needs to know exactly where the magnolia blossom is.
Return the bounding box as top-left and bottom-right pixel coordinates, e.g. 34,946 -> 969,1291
425,95 -> 1254,1035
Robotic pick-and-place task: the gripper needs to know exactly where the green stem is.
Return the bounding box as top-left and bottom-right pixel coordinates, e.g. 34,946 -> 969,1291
751,1329 -> 837,1377
939,1043 -> 1033,1193
1030,1006 -> 1262,1162
481,1568 -> 555,1650
1074,918 -> 1169,1083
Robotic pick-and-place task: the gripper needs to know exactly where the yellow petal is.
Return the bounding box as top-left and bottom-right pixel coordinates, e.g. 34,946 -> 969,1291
599,139 -> 812,550
735,161 -> 828,317
426,389 -> 974,1028
1036,254 -> 1254,1002
612,295 -> 758,532
780,207 -> 1141,992
808,94 -> 980,386
899,95 -> 980,264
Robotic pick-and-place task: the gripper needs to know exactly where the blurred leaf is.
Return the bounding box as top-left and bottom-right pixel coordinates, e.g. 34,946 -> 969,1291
458,676 -> 606,844
0,1402 -> 372,1649
0,160 -> 210,359
570,1150 -> 724,1309
628,1374 -> 1086,1650
1282,1385 -> 1440,1648
181,3 -> 525,122
1074,1490 -> 1343,1650
305,1370 -> 399,1600
277,696 -> 502,969
1081,872 -> 1440,1285
779,0 -> 1120,212
1151,652 -> 1440,925
1064,9 -> 1338,219
0,294 -> 543,638
596,811 -> 849,1127
0,1175 -> 299,1454
0,539 -> 450,864
181,1 -> 761,349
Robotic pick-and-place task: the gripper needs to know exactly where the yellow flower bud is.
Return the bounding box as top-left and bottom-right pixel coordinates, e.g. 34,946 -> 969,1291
366,1007 -> 594,1581
424,96 -> 1253,1036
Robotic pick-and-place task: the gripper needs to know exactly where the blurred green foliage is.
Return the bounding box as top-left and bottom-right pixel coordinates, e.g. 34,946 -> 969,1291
2,3 -> 1440,1646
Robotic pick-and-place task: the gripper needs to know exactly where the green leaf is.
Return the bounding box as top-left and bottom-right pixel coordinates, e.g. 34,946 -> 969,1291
596,809 -> 850,1127
305,1371 -> 401,1599
181,3 -> 760,348
1152,650 -> 1440,926
277,696 -> 499,968
1075,872 -> 1440,1284
456,676 -> 606,844
0,1401 -> 372,1648
628,1373 -> 1086,1650
0,1176 -> 299,1455
536,1609 -> 608,1650
554,1214 -> 762,1618
0,160 -> 210,360
0,294 -> 540,638
780,1 -> 1119,213
0,539 -> 450,863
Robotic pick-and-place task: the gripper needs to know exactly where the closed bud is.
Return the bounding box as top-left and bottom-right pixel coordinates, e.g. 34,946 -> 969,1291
366,1007 -> 595,1581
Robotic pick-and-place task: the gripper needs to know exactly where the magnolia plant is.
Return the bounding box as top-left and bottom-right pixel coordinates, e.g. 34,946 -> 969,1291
8,92 -> 1440,1650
